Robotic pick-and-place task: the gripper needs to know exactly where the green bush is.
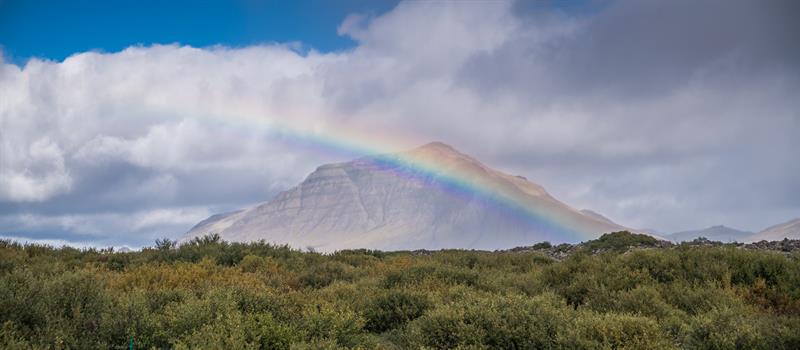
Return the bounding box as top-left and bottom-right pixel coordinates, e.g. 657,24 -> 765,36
384,265 -> 479,288
567,312 -> 676,349
0,321 -> 31,350
532,241 -> 552,249
684,306 -> 765,349
409,306 -> 485,349
299,261 -> 355,288
582,231 -> 661,252
300,304 -> 365,347
173,313 -> 296,350
364,290 -> 431,332
0,235 -> 798,348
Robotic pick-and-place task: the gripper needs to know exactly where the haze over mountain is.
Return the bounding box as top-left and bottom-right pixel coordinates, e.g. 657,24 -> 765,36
185,142 -> 629,251
747,218 -> 800,242
666,225 -> 752,243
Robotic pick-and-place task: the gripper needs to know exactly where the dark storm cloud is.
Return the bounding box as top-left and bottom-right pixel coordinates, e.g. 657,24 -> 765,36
464,0 -> 800,98
559,0 -> 800,94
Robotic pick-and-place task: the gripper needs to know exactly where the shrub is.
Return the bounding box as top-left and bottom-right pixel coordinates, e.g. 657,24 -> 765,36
583,231 -> 661,252
300,304 -> 365,347
384,265 -> 479,288
684,306 -> 765,350
364,290 -> 431,332
41,271 -> 110,348
0,321 -> 31,350
155,238 -> 177,250
566,312 -> 676,349
406,293 -> 572,349
159,289 -> 239,344
409,307 -> 484,349
299,261 -> 355,288
173,313 -> 296,350
1,235 -> 799,348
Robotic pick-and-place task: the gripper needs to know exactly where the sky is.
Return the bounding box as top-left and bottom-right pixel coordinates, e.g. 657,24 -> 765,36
0,0 -> 402,62
1,0 -> 798,247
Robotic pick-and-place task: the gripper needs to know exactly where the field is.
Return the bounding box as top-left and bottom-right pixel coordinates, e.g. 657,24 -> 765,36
1,232 -> 799,349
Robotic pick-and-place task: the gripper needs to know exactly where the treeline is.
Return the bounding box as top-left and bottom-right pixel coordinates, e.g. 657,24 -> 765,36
1,232 -> 799,349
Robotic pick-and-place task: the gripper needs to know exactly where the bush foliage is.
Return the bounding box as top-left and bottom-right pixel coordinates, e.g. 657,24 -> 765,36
0,232 -> 799,349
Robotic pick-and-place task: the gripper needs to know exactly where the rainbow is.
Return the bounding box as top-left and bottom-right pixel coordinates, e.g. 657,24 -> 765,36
182,110 -> 602,242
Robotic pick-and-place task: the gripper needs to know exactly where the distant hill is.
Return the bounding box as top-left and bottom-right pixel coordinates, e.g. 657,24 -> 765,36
184,142 -> 632,251
666,225 -> 752,243
746,218 -> 800,241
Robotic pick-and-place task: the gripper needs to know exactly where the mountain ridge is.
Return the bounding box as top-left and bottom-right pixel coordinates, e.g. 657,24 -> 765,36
185,142 -> 632,251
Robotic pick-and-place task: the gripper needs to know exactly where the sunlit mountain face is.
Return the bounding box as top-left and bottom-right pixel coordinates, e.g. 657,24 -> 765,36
184,142 -> 630,251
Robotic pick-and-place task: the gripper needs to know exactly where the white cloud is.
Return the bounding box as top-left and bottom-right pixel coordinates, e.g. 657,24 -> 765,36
0,137 -> 72,201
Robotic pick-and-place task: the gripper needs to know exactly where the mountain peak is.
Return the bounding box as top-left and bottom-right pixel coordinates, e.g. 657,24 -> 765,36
185,141 -> 630,251
417,141 -> 457,151
400,141 -> 481,169
407,141 -> 467,158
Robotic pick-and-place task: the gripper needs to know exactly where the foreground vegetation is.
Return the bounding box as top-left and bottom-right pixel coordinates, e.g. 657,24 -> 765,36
1,232 -> 799,349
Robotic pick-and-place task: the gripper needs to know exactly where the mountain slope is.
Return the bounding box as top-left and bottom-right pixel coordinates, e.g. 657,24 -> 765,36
184,142 -> 630,251
666,225 -> 752,242
580,209 -> 616,226
747,218 -> 800,241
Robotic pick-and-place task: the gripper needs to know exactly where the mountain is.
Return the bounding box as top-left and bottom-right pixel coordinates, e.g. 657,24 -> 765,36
666,225 -> 752,242
638,228 -> 666,237
580,209 -> 616,225
188,210 -> 243,233
184,142 -> 630,251
746,218 -> 800,241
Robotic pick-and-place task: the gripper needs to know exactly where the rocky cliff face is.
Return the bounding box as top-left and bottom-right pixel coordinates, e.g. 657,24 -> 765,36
184,142 -> 629,251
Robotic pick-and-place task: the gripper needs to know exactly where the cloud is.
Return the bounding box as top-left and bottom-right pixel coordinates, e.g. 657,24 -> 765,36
0,207 -> 211,247
0,137 -> 72,201
0,0 -> 798,245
